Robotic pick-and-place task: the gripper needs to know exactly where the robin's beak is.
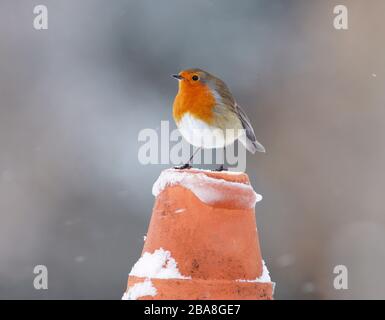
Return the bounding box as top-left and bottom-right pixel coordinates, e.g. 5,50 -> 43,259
172,74 -> 184,80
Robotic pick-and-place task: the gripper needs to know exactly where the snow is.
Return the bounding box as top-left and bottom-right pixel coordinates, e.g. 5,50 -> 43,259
129,248 -> 191,279
122,279 -> 157,300
257,260 -> 272,282
152,169 -> 262,208
276,253 -> 296,268
302,282 -> 315,294
123,248 -> 190,300
237,260 -> 272,283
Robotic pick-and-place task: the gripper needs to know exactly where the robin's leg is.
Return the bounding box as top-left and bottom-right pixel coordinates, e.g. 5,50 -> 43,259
174,147 -> 201,170
214,146 -> 228,171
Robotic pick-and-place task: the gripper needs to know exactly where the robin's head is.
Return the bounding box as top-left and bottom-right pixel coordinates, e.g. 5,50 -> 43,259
172,68 -> 234,104
172,68 -> 213,89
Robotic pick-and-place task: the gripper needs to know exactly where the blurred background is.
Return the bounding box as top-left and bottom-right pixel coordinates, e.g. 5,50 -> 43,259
0,0 -> 384,299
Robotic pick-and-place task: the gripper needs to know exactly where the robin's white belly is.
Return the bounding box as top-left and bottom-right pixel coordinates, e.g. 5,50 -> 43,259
177,113 -> 239,149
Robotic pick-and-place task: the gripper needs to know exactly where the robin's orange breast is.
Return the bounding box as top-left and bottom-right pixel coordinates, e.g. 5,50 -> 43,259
173,83 -> 217,125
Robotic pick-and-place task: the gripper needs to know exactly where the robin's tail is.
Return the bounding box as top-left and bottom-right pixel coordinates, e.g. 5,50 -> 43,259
239,134 -> 266,154
235,104 -> 266,154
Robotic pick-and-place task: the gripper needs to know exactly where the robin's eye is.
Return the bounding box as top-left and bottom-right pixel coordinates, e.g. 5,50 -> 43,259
192,75 -> 199,81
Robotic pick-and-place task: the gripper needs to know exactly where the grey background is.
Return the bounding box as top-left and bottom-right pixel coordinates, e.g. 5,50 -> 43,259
0,0 -> 384,299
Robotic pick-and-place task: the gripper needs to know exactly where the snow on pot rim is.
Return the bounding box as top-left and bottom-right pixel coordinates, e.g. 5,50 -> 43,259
152,168 -> 262,209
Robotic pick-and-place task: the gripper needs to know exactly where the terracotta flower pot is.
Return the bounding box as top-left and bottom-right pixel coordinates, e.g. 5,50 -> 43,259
123,169 -> 274,300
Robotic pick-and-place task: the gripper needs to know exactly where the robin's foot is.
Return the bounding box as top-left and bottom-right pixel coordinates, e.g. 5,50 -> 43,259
173,163 -> 192,170
214,165 -> 228,172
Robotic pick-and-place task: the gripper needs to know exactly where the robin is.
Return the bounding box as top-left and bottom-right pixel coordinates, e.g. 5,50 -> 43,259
172,68 -> 265,171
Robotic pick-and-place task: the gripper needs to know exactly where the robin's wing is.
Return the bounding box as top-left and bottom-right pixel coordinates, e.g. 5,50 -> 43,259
208,75 -> 265,153
235,104 -> 266,153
